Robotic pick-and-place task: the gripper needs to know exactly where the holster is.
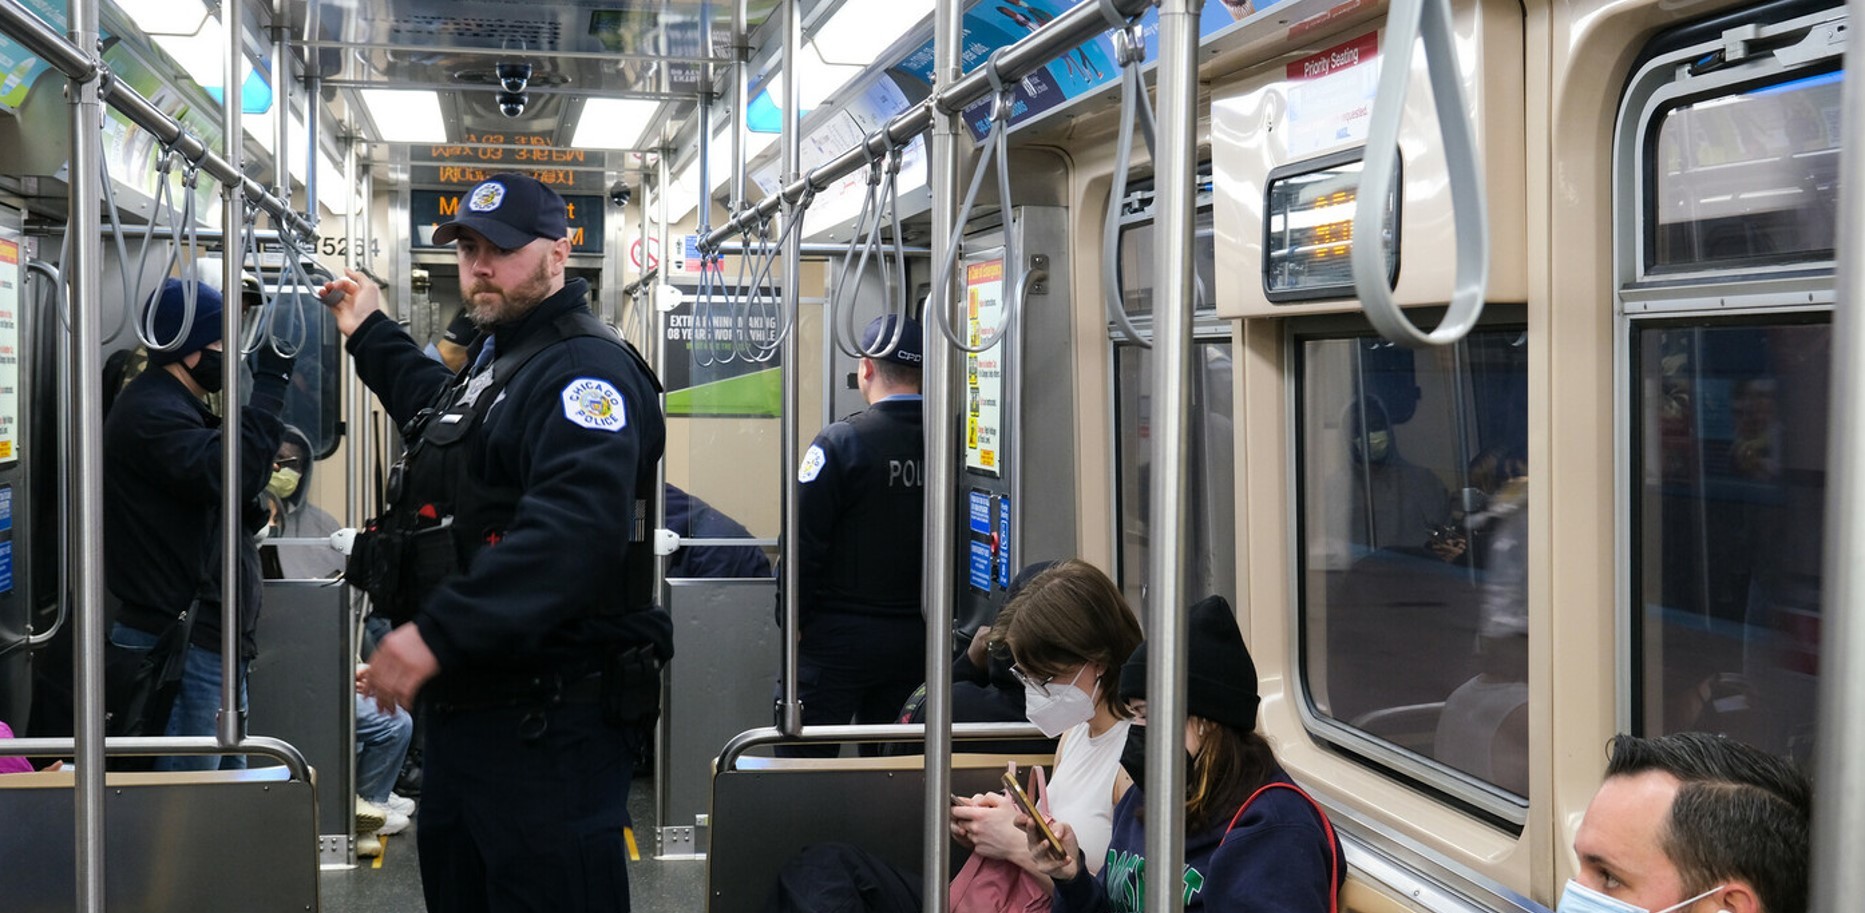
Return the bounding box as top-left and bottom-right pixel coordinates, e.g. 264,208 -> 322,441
601,644 -> 664,727
346,515 -> 460,625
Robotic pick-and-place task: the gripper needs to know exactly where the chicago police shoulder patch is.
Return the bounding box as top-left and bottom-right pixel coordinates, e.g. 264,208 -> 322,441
561,378 -> 627,432
799,444 -> 827,483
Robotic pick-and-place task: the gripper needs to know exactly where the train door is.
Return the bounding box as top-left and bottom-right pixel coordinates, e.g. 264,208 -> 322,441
1613,1 -> 1845,766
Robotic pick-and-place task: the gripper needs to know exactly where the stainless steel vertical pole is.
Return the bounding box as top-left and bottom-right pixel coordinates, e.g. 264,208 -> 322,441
658,153 -> 672,367
920,0 -> 961,900
1144,0 -> 1200,909
1811,19 -> 1865,913
271,0 -> 290,205
776,0 -> 805,737
304,76 -> 321,223
345,135 -> 359,272
345,127 -> 369,529
650,148 -> 674,836
66,0 -> 107,906
730,0 -> 749,214
219,0 -> 248,752
360,166 -> 374,273
638,166 -> 652,348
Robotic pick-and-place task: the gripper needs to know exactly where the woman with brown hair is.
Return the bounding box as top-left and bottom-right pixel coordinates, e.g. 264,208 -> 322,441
1019,595 -> 1346,913
949,559 -> 1146,882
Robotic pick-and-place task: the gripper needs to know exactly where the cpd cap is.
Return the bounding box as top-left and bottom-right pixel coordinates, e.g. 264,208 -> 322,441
432,173 -> 569,250
146,278 -> 224,365
1118,595 -> 1261,731
860,315 -> 923,367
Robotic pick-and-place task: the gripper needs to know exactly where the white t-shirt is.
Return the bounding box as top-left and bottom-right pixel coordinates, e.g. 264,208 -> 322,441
1044,718 -> 1131,874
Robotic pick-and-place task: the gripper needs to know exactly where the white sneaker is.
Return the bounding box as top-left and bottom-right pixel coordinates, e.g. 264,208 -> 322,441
355,797 -> 387,835
355,833 -> 383,858
383,793 -> 416,817
368,801 -> 411,837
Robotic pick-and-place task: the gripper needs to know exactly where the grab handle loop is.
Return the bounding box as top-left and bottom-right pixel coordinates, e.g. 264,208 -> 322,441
1351,0 -> 1488,348
928,50 -> 1021,355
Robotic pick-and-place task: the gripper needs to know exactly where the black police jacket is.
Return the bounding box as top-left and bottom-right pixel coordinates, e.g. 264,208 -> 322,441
795,397 -> 925,619
346,278 -> 670,679
104,366 -> 286,657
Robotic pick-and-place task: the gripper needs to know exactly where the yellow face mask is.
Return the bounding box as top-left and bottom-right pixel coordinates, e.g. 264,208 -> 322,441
267,466 -> 301,501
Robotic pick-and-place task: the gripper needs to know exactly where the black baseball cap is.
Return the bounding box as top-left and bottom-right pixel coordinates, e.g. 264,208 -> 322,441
432,173 -> 569,250
860,315 -> 923,367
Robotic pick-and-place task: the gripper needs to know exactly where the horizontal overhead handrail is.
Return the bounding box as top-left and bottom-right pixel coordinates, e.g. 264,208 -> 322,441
0,0 -> 318,240
698,0 -> 1153,253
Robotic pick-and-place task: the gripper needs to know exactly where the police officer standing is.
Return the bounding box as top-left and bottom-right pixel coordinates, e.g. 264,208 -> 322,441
319,173 -> 669,913
780,315 -> 925,757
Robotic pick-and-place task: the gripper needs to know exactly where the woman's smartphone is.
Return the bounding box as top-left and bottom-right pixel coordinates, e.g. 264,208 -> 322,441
1001,770 -> 1066,857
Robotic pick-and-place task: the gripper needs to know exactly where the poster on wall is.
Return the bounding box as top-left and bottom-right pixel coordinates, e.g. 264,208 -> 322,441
890,0 -> 1292,142
0,227 -> 21,465
0,0 -> 62,113
660,290 -> 784,418
1283,32 -> 1381,158
964,258 -> 1006,475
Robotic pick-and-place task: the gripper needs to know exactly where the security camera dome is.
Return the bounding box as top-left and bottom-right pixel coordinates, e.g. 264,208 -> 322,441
495,62 -> 532,94
497,91 -> 528,118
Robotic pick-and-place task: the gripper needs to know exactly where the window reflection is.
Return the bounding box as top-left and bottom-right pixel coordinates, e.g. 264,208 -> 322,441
1115,341 -> 1237,611
1299,327 -> 1530,795
1633,320 -> 1827,764
1650,69 -> 1843,271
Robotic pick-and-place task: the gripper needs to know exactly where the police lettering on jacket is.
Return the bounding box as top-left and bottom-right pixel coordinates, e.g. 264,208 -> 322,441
795,398 -> 925,619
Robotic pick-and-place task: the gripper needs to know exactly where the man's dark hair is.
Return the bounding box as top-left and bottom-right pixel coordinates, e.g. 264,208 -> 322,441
1604,733 -> 1811,913
870,357 -> 920,391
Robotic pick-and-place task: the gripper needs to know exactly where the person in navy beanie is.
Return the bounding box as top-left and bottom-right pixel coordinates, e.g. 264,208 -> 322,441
1022,594 -> 1348,913
104,278 -> 295,767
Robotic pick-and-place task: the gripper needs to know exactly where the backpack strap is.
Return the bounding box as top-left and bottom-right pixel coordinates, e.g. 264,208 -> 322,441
1222,781 -> 1341,913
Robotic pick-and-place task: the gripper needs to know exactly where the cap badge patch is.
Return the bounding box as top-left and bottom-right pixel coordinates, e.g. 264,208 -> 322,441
468,182 -> 507,213
799,444 -> 827,483
561,378 -> 626,432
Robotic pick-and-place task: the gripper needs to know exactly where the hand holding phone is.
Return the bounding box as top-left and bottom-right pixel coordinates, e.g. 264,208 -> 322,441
1002,770 -> 1065,858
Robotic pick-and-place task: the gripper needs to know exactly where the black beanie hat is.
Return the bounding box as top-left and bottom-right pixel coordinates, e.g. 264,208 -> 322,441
1118,595 -> 1260,731
146,278 -> 224,365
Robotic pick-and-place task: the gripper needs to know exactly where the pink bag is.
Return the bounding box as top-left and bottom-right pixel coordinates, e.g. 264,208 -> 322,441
948,766 -> 1054,913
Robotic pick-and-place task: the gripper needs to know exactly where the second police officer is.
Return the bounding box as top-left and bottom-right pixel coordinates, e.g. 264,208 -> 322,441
780,315 -> 926,757
320,172 -> 669,913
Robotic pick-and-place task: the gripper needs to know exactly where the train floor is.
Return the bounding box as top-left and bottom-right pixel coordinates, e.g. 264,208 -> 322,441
317,777 -> 709,912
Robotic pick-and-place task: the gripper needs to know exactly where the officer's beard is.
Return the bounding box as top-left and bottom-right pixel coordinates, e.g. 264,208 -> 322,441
465,252 -> 555,328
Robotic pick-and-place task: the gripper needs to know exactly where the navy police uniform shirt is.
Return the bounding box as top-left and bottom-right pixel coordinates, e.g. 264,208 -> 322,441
345,277 -> 669,679
796,396 -> 925,619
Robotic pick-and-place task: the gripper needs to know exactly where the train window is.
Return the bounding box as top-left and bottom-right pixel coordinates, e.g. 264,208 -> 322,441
1113,335 -> 1236,610
1647,69 -> 1844,272
1618,3 -> 1842,770
1114,171 -> 1217,318
1629,318 -> 1827,764
268,286 -> 343,458
1295,316 -> 1530,810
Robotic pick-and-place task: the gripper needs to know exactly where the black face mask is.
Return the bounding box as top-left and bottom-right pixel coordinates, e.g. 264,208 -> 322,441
1120,724 -> 1196,790
187,348 -> 225,394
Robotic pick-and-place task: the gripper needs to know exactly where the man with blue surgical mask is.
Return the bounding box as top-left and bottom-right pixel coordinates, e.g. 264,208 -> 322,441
1565,733 -> 1810,913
